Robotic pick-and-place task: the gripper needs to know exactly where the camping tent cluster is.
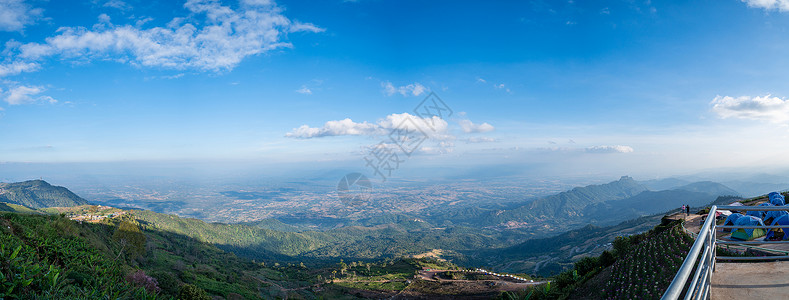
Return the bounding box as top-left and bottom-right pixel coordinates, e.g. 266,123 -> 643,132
722,192 -> 789,241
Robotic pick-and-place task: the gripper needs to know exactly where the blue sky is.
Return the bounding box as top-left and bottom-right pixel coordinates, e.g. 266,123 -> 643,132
2,0 -> 789,179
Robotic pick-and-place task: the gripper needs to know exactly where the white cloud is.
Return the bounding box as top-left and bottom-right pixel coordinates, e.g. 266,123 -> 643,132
39,95 -> 57,104
242,0 -> 274,6
466,137 -> 497,143
711,95 -> 789,123
381,81 -> 427,96
0,61 -> 40,77
12,0 -> 324,72
296,85 -> 312,94
458,119 -> 495,133
289,21 -> 326,33
0,0 -> 43,31
4,85 -> 43,105
102,0 -> 132,11
286,118 -> 378,138
494,83 -> 511,93
163,73 -> 184,79
285,112 -> 449,139
98,13 -> 111,24
741,0 -> 789,11
419,141 -> 454,155
584,145 -> 634,153
378,113 -> 449,139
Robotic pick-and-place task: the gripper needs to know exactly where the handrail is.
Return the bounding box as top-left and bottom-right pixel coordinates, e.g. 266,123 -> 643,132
663,204 -> 789,299
718,225 -> 788,229
662,205 -> 718,300
717,205 -> 789,211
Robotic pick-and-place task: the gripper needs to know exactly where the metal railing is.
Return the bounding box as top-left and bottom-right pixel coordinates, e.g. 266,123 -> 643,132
662,205 -> 789,300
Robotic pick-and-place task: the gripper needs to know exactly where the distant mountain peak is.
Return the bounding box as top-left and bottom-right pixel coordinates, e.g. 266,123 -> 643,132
26,179 -> 50,186
0,180 -> 89,209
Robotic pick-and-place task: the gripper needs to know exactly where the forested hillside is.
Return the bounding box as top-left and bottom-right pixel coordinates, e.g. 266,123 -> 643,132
0,211 -> 340,299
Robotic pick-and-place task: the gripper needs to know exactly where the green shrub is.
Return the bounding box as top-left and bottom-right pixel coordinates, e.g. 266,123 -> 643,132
178,284 -> 211,300
574,256 -> 599,276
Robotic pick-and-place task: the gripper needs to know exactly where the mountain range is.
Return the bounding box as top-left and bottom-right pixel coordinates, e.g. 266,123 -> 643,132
448,176 -> 741,236
0,177 -> 772,298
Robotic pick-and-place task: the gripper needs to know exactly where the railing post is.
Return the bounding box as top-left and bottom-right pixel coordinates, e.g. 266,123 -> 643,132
663,205 -> 717,300
711,213 -> 716,273
702,206 -> 716,299
707,230 -> 713,299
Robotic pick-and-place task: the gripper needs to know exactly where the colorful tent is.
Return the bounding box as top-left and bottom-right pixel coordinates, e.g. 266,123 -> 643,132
765,210 -> 789,226
768,192 -> 786,206
716,209 -> 732,219
745,203 -> 773,219
722,213 -> 744,232
731,215 -> 766,241
727,202 -> 745,214
765,215 -> 789,241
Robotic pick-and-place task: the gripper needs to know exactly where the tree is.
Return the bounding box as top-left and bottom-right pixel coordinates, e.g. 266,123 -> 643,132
177,284 -> 210,300
112,220 -> 146,259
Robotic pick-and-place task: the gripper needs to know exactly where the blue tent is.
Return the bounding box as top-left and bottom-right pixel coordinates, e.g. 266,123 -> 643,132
765,210 -> 789,225
731,215 -> 766,240
722,213 -> 744,232
769,192 -> 786,206
745,203 -> 772,219
765,215 -> 789,241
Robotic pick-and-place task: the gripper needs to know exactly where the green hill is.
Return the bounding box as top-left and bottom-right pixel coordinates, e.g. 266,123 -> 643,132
486,176 -> 648,226
470,178 -> 740,236
441,175 -> 652,235
0,180 -> 89,209
0,202 -> 42,214
582,190 -> 716,225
